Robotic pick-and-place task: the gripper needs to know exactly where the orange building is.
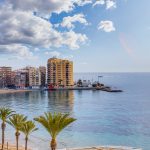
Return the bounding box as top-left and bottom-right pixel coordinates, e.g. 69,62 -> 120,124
47,58 -> 73,86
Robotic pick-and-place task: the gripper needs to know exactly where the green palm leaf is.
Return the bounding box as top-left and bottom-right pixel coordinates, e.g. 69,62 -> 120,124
0,107 -> 15,122
34,112 -> 76,150
20,121 -> 38,137
20,121 -> 38,150
8,114 -> 27,131
8,114 -> 27,150
0,107 -> 15,150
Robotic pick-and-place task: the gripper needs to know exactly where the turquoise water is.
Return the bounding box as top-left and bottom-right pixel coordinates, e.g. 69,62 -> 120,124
0,73 -> 150,150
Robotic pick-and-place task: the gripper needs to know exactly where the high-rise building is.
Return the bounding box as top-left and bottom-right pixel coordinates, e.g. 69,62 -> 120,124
39,66 -> 46,87
28,67 -> 41,87
0,67 -> 12,88
12,69 -> 28,88
47,58 -> 73,86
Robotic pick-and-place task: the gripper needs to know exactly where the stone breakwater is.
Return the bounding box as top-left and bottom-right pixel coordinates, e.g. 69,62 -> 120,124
47,86 -> 123,92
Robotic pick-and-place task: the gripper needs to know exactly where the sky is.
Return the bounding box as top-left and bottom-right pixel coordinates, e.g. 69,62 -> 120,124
0,0 -> 150,72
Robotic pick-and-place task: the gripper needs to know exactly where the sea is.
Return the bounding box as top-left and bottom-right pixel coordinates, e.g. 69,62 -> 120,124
0,73 -> 150,150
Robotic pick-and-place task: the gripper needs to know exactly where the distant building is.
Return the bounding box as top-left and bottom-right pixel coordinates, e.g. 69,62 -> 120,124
47,58 -> 73,86
28,67 -> 41,87
82,80 -> 91,87
0,67 -> 12,88
39,66 -> 46,87
12,69 -> 28,88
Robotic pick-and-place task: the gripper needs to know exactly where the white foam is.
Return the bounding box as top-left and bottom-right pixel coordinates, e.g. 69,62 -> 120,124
60,145 -> 142,150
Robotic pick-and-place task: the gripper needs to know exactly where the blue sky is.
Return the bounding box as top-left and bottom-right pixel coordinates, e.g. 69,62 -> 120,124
0,0 -> 150,72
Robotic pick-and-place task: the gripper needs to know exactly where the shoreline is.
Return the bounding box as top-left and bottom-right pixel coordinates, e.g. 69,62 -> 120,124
0,86 -> 123,94
0,144 -> 142,150
0,89 -> 32,94
69,146 -> 142,150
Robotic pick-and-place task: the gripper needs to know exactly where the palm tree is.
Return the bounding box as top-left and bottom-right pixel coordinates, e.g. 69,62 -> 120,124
0,107 -> 15,150
20,121 -> 38,150
34,112 -> 76,150
8,114 -> 27,150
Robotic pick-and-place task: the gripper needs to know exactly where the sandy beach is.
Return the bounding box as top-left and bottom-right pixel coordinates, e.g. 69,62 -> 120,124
0,89 -> 32,94
0,144 -> 30,150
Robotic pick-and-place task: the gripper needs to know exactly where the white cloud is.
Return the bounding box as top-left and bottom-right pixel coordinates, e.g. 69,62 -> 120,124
106,0 -> 116,9
93,0 -> 116,9
0,6 -> 57,47
0,5 -> 88,58
93,0 -> 105,7
98,20 -> 116,32
60,13 -> 89,29
61,31 -> 88,49
6,0 -> 74,15
0,0 -> 117,59
75,0 -> 93,6
0,44 -> 35,59
6,0 -> 93,16
44,51 -> 61,57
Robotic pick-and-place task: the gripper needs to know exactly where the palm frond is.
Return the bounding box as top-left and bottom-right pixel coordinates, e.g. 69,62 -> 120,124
34,112 -> 76,139
0,107 -> 15,122
7,114 -> 27,131
20,121 -> 38,137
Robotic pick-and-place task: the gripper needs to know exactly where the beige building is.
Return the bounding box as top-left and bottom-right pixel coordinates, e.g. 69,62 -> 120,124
27,67 -> 41,87
47,58 -> 73,86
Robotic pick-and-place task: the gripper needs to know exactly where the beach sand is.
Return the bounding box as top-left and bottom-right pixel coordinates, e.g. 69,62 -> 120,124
0,89 -> 32,94
0,144 -> 31,150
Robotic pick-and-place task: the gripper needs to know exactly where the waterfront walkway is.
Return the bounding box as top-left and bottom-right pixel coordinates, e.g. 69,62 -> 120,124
0,89 -> 31,94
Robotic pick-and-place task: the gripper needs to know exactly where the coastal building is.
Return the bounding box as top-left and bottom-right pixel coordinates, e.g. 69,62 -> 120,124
0,67 -> 12,88
39,66 -> 46,87
47,58 -> 73,86
13,69 -> 28,88
76,79 -> 92,87
28,67 -> 41,87
82,80 -> 92,87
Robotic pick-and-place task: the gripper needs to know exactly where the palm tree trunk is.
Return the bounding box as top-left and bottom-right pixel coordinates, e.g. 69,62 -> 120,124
15,131 -> 20,150
25,136 -> 28,150
50,139 -> 57,150
1,122 -> 6,150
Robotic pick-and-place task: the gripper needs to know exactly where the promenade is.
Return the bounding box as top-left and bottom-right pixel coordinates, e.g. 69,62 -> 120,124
0,89 -> 31,94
